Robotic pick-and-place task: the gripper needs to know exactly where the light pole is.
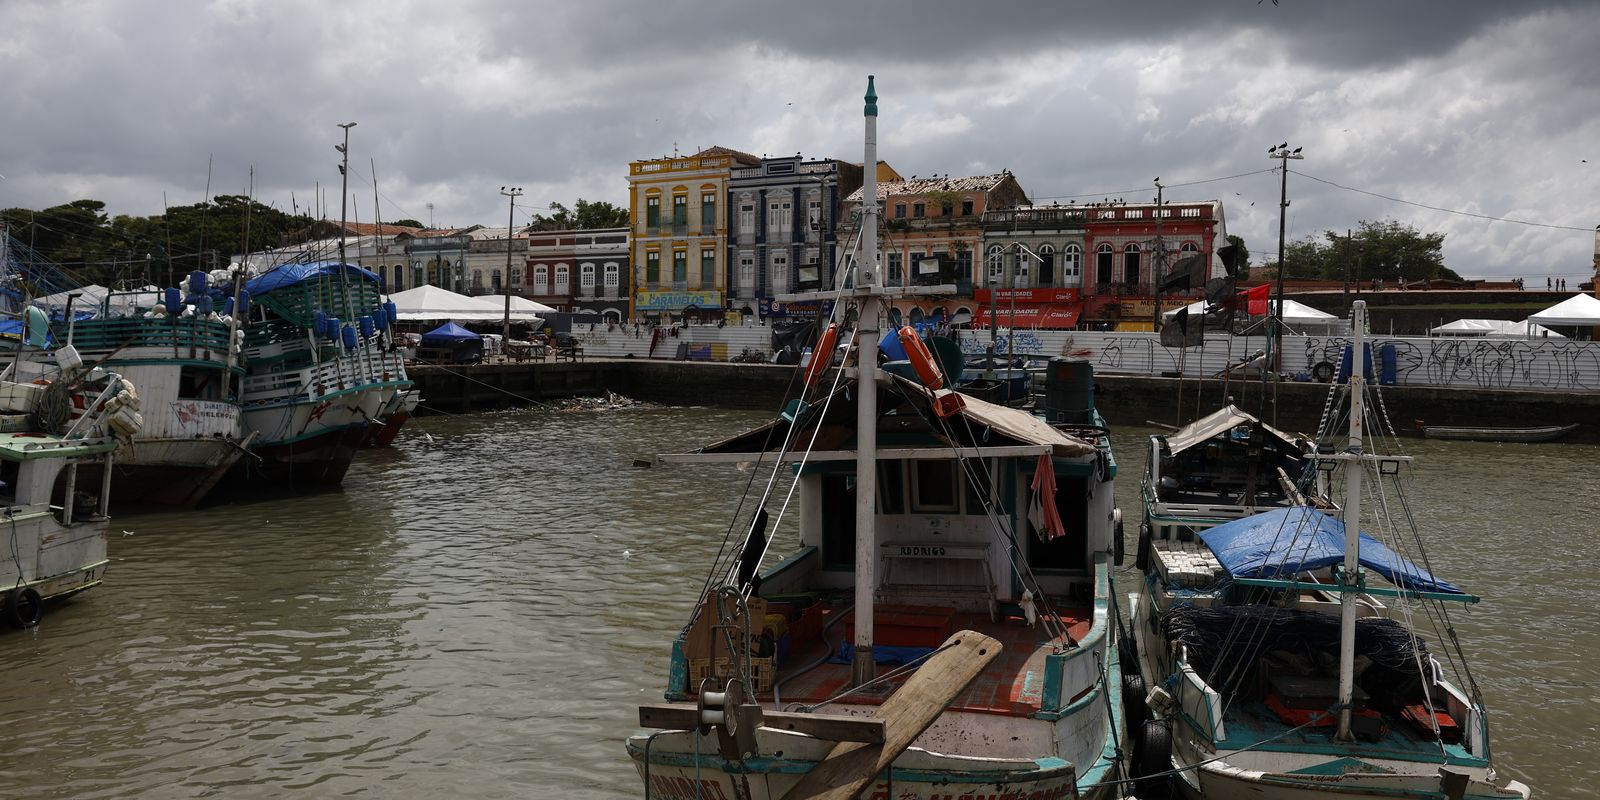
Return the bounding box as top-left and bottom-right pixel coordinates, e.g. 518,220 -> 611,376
336,123 -> 356,267
1266,142 -> 1303,425
500,186 -> 523,345
1152,177 -> 1165,331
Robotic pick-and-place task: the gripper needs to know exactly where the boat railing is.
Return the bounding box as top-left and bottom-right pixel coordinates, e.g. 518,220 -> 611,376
1041,557 -> 1114,717
67,317 -> 235,355
1174,650 -> 1228,742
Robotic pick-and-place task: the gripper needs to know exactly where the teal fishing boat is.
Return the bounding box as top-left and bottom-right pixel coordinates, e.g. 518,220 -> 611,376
1126,301 -> 1531,799
626,77 -> 1130,800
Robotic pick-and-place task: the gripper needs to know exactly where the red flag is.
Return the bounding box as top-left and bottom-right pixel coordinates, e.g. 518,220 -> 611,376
1242,283 -> 1271,316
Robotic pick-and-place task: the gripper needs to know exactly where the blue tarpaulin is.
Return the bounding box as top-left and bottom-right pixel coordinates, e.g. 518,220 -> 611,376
244,261 -> 379,296
1200,506 -> 1463,595
420,321 -> 481,346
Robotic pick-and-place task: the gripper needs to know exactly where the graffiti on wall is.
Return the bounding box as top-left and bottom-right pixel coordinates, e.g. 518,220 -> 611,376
1299,336 -> 1600,390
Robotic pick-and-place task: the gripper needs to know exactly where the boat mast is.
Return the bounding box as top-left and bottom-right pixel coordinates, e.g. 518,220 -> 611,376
852,75 -> 882,687
1335,299 -> 1368,741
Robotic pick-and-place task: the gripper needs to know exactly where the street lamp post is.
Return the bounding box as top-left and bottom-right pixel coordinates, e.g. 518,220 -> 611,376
500,186 -> 523,345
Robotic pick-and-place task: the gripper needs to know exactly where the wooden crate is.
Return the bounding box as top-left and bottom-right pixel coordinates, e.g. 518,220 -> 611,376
689,656 -> 775,693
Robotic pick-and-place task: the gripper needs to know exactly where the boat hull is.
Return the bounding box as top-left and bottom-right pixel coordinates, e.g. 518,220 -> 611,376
1422,423 -> 1577,443
74,437 -> 250,508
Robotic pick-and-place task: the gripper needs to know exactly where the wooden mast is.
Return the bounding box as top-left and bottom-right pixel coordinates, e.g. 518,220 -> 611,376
852,75 -> 881,687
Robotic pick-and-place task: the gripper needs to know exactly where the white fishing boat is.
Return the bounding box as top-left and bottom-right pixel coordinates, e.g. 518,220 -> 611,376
0,348 -> 141,630
627,77 -> 1130,800
1,284 -> 254,507
1127,300 -> 1531,799
233,261 -> 409,487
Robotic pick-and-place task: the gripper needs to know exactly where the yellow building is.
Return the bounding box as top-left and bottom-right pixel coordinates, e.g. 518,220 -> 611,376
627,146 -> 760,321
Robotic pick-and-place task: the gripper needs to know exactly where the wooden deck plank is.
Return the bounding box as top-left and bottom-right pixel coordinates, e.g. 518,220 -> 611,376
778,630 -> 1002,800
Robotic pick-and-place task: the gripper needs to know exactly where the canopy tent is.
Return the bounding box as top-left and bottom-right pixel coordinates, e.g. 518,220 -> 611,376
420,321 -> 482,346
1162,404 -> 1301,456
1199,506 -> 1462,595
1430,318 -> 1565,338
478,294 -> 558,315
1163,298 -> 1338,326
387,285 -> 506,322
1525,293 -> 1600,327
29,284 -> 109,313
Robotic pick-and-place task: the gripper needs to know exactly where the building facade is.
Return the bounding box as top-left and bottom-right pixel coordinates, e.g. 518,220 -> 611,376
627,146 -> 760,322
462,227 -> 530,298
840,172 -> 1030,325
1079,199 -> 1226,329
727,156 -> 864,320
524,227 -> 630,320
401,227 -> 478,294
974,206 -> 1091,328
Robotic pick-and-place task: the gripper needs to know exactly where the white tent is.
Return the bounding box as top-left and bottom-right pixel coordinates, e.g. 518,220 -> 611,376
1526,293 -> 1600,327
478,294 -> 557,315
1163,298 -> 1338,326
30,284 -> 109,313
1431,318 -> 1565,338
387,285 -> 507,322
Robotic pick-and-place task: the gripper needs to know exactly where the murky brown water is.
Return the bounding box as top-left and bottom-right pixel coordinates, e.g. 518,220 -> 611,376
0,405 -> 1591,797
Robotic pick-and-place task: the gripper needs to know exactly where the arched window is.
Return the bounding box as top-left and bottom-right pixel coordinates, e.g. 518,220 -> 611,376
1015,249 -> 1031,287
491,268 -> 502,293
554,264 -> 570,293
1123,243 -> 1142,287
602,309 -> 622,323
471,269 -> 484,291
392,264 -> 404,292
1096,244 -> 1114,289
1036,244 -> 1055,287
1062,244 -> 1082,287
1180,241 -> 1200,254
580,263 -> 596,292
533,264 -> 549,293
604,262 -> 619,291
509,265 -> 523,288
986,245 -> 1005,283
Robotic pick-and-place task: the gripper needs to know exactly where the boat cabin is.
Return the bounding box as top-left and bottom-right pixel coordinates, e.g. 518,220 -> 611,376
1144,405 -> 1314,542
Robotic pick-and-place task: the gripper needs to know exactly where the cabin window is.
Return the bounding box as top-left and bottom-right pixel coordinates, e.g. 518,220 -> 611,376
177,367 -> 216,400
1026,475 -> 1088,572
912,460 -> 959,513
820,474 -> 857,568
877,460 -> 906,515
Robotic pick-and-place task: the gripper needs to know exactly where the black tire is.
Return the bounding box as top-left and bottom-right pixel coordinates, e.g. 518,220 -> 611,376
1134,523 -> 1152,572
1114,518 -> 1126,566
1133,719 -> 1174,799
1122,673 -> 1148,731
5,586 -> 43,629
1118,628 -> 1139,676
1311,360 -> 1336,383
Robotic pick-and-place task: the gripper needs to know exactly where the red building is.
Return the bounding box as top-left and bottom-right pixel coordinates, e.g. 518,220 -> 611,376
1080,199 -> 1226,329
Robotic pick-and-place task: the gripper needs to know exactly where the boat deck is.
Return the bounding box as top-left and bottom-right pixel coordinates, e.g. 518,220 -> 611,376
1219,702 -> 1480,766
751,603 -> 1093,718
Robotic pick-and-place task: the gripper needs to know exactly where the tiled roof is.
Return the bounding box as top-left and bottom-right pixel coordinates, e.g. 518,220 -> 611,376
339,221 -> 425,236
693,145 -> 762,166
843,172 -> 1013,202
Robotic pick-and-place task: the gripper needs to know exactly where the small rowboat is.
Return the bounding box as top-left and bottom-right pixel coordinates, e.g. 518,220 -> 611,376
1421,423 -> 1579,443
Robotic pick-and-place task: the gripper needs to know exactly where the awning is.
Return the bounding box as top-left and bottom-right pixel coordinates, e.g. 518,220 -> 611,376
971,303 -> 1081,329
1163,404 -> 1301,455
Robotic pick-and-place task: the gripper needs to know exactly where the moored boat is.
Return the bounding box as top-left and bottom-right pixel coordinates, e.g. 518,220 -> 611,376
1418,423 -> 1578,443
627,77 -> 1130,800
230,261 -> 410,488
1127,301 -> 1531,799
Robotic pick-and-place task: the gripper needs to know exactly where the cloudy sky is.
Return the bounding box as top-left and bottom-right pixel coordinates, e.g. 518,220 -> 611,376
3,0 -> 1597,280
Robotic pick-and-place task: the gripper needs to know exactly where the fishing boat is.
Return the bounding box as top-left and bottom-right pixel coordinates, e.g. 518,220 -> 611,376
627,77 -> 1130,800
3,283 -> 256,507
1127,300 -> 1531,799
232,260 -> 409,487
1417,423 -> 1578,444
362,386 -> 420,448
1139,403 -> 1318,560
0,346 -> 141,630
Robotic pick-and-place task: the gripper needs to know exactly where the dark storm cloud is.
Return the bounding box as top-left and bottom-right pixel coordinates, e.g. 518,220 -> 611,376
2,0 -> 1597,277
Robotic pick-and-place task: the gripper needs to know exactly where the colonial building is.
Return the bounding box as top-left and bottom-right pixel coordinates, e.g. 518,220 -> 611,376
627,146 -> 760,322
463,227 -> 530,297
1080,199 -> 1226,329
727,155 -> 864,320
974,205 -> 1091,328
402,227 -> 478,294
840,171 -> 1029,325
524,227 -> 630,319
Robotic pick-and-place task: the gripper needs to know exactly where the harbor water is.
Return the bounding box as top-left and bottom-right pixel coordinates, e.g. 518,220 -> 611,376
0,404 -> 1593,797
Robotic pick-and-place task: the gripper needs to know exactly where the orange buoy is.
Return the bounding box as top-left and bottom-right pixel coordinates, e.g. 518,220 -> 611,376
802,323 -> 840,388
897,326 -> 944,390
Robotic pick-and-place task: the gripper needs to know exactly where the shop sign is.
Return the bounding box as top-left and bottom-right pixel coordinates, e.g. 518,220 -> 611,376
635,291 -> 723,310
973,288 -> 1081,304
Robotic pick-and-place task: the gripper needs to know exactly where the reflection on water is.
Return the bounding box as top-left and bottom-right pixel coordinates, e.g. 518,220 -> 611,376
0,407 -> 1590,797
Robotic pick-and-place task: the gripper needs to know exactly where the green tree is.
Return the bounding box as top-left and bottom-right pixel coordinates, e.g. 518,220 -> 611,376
1255,219 -> 1458,283
529,198 -> 629,230
1225,234 -> 1249,270
388,218 -> 424,229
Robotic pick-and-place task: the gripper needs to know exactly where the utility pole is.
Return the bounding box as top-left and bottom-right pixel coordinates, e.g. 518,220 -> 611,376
1267,142 -> 1303,425
1152,178 -> 1165,331
500,186 -> 523,344
336,122 -> 357,329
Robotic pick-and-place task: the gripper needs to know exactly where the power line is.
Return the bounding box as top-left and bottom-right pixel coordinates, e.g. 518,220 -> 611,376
1294,169 -> 1597,233
1030,168 -> 1278,202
